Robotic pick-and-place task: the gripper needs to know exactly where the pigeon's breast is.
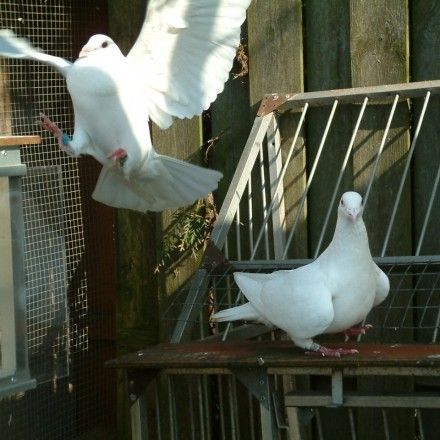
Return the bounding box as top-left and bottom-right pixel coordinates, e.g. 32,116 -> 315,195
66,61 -> 151,166
324,262 -> 377,333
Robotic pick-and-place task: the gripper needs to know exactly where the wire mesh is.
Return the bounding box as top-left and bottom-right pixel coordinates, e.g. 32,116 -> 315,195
161,83 -> 440,440
165,84 -> 440,335
0,1 -> 116,439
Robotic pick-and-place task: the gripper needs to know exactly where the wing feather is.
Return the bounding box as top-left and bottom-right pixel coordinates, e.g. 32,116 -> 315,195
127,0 -> 251,129
0,29 -> 71,74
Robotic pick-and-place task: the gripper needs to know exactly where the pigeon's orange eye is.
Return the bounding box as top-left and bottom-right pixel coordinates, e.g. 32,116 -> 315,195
102,41 -> 109,48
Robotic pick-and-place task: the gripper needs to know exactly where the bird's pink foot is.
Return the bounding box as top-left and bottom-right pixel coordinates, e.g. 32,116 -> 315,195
39,112 -> 76,156
306,346 -> 359,358
108,148 -> 128,167
343,324 -> 373,341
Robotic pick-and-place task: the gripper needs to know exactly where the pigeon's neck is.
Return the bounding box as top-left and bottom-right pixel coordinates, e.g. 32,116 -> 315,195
328,217 -> 371,259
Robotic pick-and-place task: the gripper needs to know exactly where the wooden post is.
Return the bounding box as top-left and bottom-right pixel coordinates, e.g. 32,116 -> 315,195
349,2 -> 413,440
248,1 -> 309,438
0,176 -> 15,377
411,2 -> 440,438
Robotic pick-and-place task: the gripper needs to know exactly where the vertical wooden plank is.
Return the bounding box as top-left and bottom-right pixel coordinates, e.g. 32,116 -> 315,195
411,2 -> 440,439
107,1 -> 159,439
0,177 -> 16,376
248,2 -> 310,438
0,65 -> 15,377
411,2 -> 440,258
248,0 -> 307,259
305,2 -> 354,439
349,2 -> 413,440
306,0 -> 353,256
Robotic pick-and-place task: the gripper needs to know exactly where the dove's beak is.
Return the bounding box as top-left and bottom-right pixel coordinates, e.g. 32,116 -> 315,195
347,209 -> 361,222
78,46 -> 93,59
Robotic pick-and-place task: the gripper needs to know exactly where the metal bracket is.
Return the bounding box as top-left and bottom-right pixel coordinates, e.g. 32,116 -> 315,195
231,367 -> 289,437
231,367 -> 271,410
202,240 -> 230,270
257,93 -> 295,116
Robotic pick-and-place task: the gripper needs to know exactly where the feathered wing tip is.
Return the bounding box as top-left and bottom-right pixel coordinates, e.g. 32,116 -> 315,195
92,155 -> 222,212
0,29 -> 36,58
127,0 -> 252,127
0,29 -> 71,72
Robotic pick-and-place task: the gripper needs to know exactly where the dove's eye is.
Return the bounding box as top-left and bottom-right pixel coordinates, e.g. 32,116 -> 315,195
340,199 -> 344,206
101,41 -> 109,48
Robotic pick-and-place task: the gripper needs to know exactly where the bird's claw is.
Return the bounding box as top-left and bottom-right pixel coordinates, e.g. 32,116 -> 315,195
39,112 -> 76,156
343,324 -> 373,341
306,346 -> 359,358
39,112 -> 63,137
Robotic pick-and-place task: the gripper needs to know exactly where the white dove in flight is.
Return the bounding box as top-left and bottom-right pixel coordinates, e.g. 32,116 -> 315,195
0,0 -> 252,212
213,192 -> 390,357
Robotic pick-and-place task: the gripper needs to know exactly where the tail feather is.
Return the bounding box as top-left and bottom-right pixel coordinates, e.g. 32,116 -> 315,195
92,154 -> 222,212
212,303 -> 273,327
212,303 -> 260,322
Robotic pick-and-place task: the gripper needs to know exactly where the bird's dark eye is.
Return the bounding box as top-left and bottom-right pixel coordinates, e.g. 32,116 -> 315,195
340,198 -> 344,206
102,41 -> 109,48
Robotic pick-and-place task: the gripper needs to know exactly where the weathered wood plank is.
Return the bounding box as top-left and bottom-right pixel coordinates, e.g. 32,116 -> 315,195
305,3 -> 354,436
248,2 -> 309,437
349,2 -> 413,440
0,135 -> 41,146
248,0 -> 308,260
411,3 -> 440,438
305,0 -> 353,259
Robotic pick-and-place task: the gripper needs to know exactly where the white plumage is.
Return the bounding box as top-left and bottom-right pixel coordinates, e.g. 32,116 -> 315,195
213,192 -> 390,357
0,0 -> 252,212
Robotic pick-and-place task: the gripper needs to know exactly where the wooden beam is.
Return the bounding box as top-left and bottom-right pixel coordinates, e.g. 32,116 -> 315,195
0,135 -> 41,147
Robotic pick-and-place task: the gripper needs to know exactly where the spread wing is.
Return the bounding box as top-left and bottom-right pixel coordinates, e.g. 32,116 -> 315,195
0,29 -> 71,74
126,0 -> 251,129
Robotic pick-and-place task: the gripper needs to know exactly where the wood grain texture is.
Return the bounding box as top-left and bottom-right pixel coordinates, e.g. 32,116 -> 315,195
248,0 -> 308,259
411,3 -> 440,437
305,0 -> 353,257
349,2 -> 413,440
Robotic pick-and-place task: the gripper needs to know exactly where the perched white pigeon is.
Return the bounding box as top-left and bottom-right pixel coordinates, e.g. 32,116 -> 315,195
0,0 -> 252,212
213,191 -> 390,357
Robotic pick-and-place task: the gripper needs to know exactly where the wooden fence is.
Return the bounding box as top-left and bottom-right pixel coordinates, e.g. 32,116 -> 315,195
109,1 -> 440,438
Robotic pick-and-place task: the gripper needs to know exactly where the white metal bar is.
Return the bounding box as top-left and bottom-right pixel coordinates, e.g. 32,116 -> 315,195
283,99 -> 339,258
258,143 -> 270,259
415,158 -> 440,256
277,79 -> 440,111
248,177 -> 254,256
314,97 -> 369,257
399,262 -> 430,327
236,205 -> 242,260
416,409 -> 425,440
267,115 -> 287,258
363,94 -> 400,208
381,91 -> 431,257
210,114 -> 274,249
250,104 -> 309,260
349,408 -> 357,440
382,409 -> 390,440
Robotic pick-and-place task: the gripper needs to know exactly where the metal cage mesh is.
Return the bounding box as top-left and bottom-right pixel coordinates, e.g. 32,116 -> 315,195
0,1 -> 116,439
